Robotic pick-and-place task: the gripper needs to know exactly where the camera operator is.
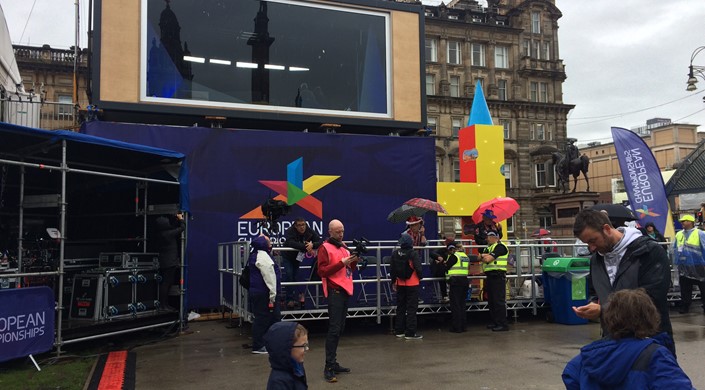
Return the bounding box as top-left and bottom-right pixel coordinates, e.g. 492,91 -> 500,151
156,212 -> 185,311
283,217 -> 322,308
317,219 -> 357,383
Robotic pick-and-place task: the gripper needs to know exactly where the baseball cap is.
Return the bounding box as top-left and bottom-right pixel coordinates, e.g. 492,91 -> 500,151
679,215 -> 695,222
486,231 -> 499,237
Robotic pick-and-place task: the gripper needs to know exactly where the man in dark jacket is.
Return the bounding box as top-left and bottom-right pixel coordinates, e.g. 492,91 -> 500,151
572,210 -> 674,353
155,213 -> 185,311
429,234 -> 455,302
283,218 -> 322,308
264,321 -> 309,389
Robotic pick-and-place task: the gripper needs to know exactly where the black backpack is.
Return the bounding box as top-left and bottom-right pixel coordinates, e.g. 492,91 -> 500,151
391,250 -> 414,280
239,264 -> 251,289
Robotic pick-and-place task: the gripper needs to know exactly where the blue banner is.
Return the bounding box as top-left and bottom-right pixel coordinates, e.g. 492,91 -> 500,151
0,287 -> 55,362
82,122 -> 437,308
611,127 -> 669,234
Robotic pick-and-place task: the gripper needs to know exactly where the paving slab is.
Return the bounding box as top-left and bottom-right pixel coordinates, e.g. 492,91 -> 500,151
134,310 -> 705,389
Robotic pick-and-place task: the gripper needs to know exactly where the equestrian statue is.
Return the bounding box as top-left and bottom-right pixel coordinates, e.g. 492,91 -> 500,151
552,139 -> 590,194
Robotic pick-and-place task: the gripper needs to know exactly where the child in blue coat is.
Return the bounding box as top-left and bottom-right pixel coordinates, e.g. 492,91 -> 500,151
562,288 -> 693,389
264,321 -> 308,389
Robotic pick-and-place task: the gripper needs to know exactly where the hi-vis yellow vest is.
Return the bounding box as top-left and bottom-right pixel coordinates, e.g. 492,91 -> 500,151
447,251 -> 470,277
482,242 -> 508,273
674,229 -> 704,266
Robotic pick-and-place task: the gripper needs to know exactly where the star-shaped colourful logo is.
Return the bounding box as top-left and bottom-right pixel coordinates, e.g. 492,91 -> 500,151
635,204 -> 660,218
241,157 -> 340,219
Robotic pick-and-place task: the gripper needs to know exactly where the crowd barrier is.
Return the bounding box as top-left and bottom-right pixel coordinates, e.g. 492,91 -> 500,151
218,238 -> 699,325
220,239 -> 556,324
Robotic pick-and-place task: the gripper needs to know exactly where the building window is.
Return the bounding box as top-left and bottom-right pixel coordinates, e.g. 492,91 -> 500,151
451,117 -> 462,137
452,158 -> 460,182
427,117 -> 437,132
539,82 -> 548,102
547,123 -> 553,141
530,82 -> 538,102
535,161 -> 556,187
523,40 -> 530,57
57,95 -> 73,119
471,43 -> 485,66
425,38 -> 438,62
501,119 -> 511,138
450,76 -> 461,97
498,79 -> 507,101
436,159 -> 440,180
426,74 -> 435,95
531,123 -> 546,140
543,41 -> 550,60
539,216 -> 553,229
532,40 -> 539,59
506,216 -> 515,233
448,41 -> 461,65
495,46 -> 508,68
538,161 -> 556,186
504,163 -> 512,188
531,11 -> 541,34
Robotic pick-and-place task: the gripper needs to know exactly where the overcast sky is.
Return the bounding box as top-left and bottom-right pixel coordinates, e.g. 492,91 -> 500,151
2,0 -> 704,143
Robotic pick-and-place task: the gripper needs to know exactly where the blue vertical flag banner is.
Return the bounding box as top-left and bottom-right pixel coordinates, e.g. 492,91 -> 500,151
611,127 -> 669,234
0,287 -> 55,362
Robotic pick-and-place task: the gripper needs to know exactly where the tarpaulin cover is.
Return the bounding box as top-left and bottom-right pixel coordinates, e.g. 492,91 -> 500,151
0,121 -> 189,211
82,121 -> 437,308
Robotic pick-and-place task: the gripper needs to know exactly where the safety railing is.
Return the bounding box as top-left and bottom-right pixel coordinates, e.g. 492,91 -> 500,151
0,96 -> 77,130
218,240 -> 579,324
218,238 -> 696,325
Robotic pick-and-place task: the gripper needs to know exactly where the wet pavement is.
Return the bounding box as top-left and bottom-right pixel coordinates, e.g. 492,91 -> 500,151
133,310 -> 705,389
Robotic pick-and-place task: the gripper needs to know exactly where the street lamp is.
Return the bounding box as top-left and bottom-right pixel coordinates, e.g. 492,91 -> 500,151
686,46 -> 705,91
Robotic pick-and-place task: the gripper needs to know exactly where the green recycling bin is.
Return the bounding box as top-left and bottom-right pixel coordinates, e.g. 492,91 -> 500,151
541,257 -> 590,325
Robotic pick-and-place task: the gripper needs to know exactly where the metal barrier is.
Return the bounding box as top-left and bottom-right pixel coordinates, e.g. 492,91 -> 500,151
218,241 -> 252,326
218,241 -> 577,324
0,96 -> 77,130
219,239 -> 701,324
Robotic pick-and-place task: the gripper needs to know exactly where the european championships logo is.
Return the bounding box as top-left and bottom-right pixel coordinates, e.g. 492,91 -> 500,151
241,157 -> 340,219
635,204 -> 660,218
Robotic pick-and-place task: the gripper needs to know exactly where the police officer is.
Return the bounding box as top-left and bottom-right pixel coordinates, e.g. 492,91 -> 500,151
445,242 -> 470,333
481,231 -> 509,331
673,214 -> 705,314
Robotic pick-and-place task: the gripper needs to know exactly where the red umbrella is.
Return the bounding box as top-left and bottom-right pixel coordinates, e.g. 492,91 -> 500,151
472,197 -> 520,224
404,198 -> 448,214
531,228 -> 551,237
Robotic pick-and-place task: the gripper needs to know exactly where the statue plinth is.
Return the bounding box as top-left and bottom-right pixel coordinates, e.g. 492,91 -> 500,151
549,192 -> 600,238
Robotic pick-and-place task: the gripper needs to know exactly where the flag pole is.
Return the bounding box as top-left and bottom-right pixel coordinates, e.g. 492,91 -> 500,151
73,0 -> 80,119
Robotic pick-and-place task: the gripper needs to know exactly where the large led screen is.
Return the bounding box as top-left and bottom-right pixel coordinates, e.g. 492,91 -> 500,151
141,0 -> 391,117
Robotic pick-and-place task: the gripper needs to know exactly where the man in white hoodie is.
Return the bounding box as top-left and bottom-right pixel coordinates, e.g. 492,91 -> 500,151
571,210 -> 674,354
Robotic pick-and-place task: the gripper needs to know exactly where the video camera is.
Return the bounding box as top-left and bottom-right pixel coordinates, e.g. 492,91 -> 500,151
259,198 -> 291,234
350,237 -> 370,270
